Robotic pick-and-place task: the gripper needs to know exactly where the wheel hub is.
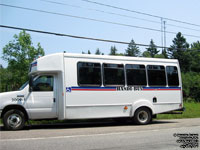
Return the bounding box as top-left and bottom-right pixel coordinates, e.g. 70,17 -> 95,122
138,111 -> 148,123
7,114 -> 22,128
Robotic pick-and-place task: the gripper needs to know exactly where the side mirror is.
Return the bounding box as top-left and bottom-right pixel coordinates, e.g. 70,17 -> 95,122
29,76 -> 33,92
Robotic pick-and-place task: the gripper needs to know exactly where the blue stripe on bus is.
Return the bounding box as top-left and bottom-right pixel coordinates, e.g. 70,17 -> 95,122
66,86 -> 181,92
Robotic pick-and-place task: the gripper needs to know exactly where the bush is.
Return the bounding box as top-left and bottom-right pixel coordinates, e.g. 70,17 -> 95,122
182,72 -> 200,102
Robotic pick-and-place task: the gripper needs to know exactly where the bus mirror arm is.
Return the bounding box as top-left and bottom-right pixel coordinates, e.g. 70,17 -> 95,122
29,76 -> 33,92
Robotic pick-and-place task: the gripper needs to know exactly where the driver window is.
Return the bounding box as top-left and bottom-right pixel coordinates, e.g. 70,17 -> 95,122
33,75 -> 54,91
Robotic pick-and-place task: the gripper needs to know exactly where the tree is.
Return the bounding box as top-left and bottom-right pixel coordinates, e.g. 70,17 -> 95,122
154,54 -> 165,58
142,51 -> 151,57
109,46 -> 117,55
190,41 -> 200,72
95,48 -> 101,55
125,39 -> 140,56
161,49 -> 168,58
146,39 -> 159,57
87,50 -> 91,54
2,30 -> 45,90
167,32 -> 191,72
182,72 -> 200,102
0,66 -> 13,92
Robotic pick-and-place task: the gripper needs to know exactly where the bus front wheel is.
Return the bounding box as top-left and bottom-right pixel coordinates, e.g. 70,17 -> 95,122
3,109 -> 26,130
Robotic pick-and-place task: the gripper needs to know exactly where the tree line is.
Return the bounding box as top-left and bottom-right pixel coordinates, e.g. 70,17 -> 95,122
0,31 -> 199,102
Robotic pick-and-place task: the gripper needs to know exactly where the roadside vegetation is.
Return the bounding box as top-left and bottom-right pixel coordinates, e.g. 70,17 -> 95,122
157,102 -> 200,119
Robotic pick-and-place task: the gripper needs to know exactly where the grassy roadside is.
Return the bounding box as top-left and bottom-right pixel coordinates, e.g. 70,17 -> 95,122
157,102 -> 200,119
0,102 -> 200,125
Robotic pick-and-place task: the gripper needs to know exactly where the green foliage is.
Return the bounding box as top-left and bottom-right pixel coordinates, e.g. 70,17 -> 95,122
0,66 -> 12,92
161,49 -> 168,58
190,41 -> 200,72
167,32 -> 191,72
154,54 -> 166,58
146,39 -> 159,57
125,39 -> 140,56
87,50 -> 91,54
182,72 -> 200,102
115,53 -> 124,56
2,30 -> 45,91
95,48 -> 101,55
109,46 -> 117,55
157,102 -> 200,119
142,51 -> 151,57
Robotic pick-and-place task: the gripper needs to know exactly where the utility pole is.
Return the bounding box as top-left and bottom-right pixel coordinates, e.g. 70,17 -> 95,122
161,18 -> 163,51
163,21 -> 166,49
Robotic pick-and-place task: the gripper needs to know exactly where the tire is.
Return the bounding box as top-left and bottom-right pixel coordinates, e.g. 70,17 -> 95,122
3,109 -> 26,130
133,107 -> 152,125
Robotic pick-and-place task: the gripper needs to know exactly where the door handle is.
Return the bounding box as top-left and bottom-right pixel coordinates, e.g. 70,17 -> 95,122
153,97 -> 157,103
53,98 -> 56,103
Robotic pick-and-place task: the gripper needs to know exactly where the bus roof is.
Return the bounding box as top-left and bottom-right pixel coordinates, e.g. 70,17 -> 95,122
63,53 -> 178,63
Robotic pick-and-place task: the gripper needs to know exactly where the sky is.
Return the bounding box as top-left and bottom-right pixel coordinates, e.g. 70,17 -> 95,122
0,0 -> 200,68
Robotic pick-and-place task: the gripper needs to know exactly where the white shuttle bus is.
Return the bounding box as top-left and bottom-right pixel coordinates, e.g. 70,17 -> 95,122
0,53 -> 184,130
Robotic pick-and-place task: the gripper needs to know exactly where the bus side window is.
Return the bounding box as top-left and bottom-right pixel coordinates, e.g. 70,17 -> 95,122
147,65 -> 166,86
126,64 -> 147,86
77,62 -> 101,86
103,63 -> 125,86
166,66 -> 179,86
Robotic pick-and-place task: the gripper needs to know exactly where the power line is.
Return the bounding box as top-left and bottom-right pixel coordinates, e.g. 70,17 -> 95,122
40,0 -> 200,32
167,23 -> 200,32
81,0 -> 200,28
1,25 -> 200,52
40,0 -> 161,24
0,4 -> 164,33
0,25 -> 143,46
1,3 -> 200,39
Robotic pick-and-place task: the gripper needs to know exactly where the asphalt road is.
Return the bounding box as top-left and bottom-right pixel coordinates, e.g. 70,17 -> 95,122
0,118 -> 200,150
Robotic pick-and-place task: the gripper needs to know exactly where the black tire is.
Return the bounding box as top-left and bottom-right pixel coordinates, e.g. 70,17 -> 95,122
133,107 -> 152,125
3,109 -> 26,130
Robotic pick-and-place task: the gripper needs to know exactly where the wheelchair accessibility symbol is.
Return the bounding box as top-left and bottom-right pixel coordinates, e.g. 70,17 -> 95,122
66,87 -> 72,92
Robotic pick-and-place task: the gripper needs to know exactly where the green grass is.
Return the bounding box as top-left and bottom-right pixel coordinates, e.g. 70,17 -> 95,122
157,102 -> 200,119
0,102 -> 200,125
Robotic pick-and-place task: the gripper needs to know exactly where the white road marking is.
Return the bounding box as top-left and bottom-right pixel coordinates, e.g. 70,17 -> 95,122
1,126 -> 199,142
0,130 -> 157,142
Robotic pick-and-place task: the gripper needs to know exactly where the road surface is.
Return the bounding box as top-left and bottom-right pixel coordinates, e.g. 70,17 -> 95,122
0,118 -> 200,150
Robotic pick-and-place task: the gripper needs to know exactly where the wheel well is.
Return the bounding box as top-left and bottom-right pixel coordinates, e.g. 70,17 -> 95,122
1,105 -> 29,120
135,106 -> 153,116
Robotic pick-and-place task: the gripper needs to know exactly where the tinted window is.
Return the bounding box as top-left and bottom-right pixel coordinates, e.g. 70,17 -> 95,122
33,75 -> 54,91
103,63 -> 125,86
78,62 -> 101,86
166,66 -> 179,86
126,64 -> 147,86
147,65 -> 166,86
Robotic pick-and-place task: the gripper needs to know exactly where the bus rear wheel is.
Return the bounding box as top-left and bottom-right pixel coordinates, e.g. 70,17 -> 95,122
133,107 -> 152,125
3,109 -> 26,130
